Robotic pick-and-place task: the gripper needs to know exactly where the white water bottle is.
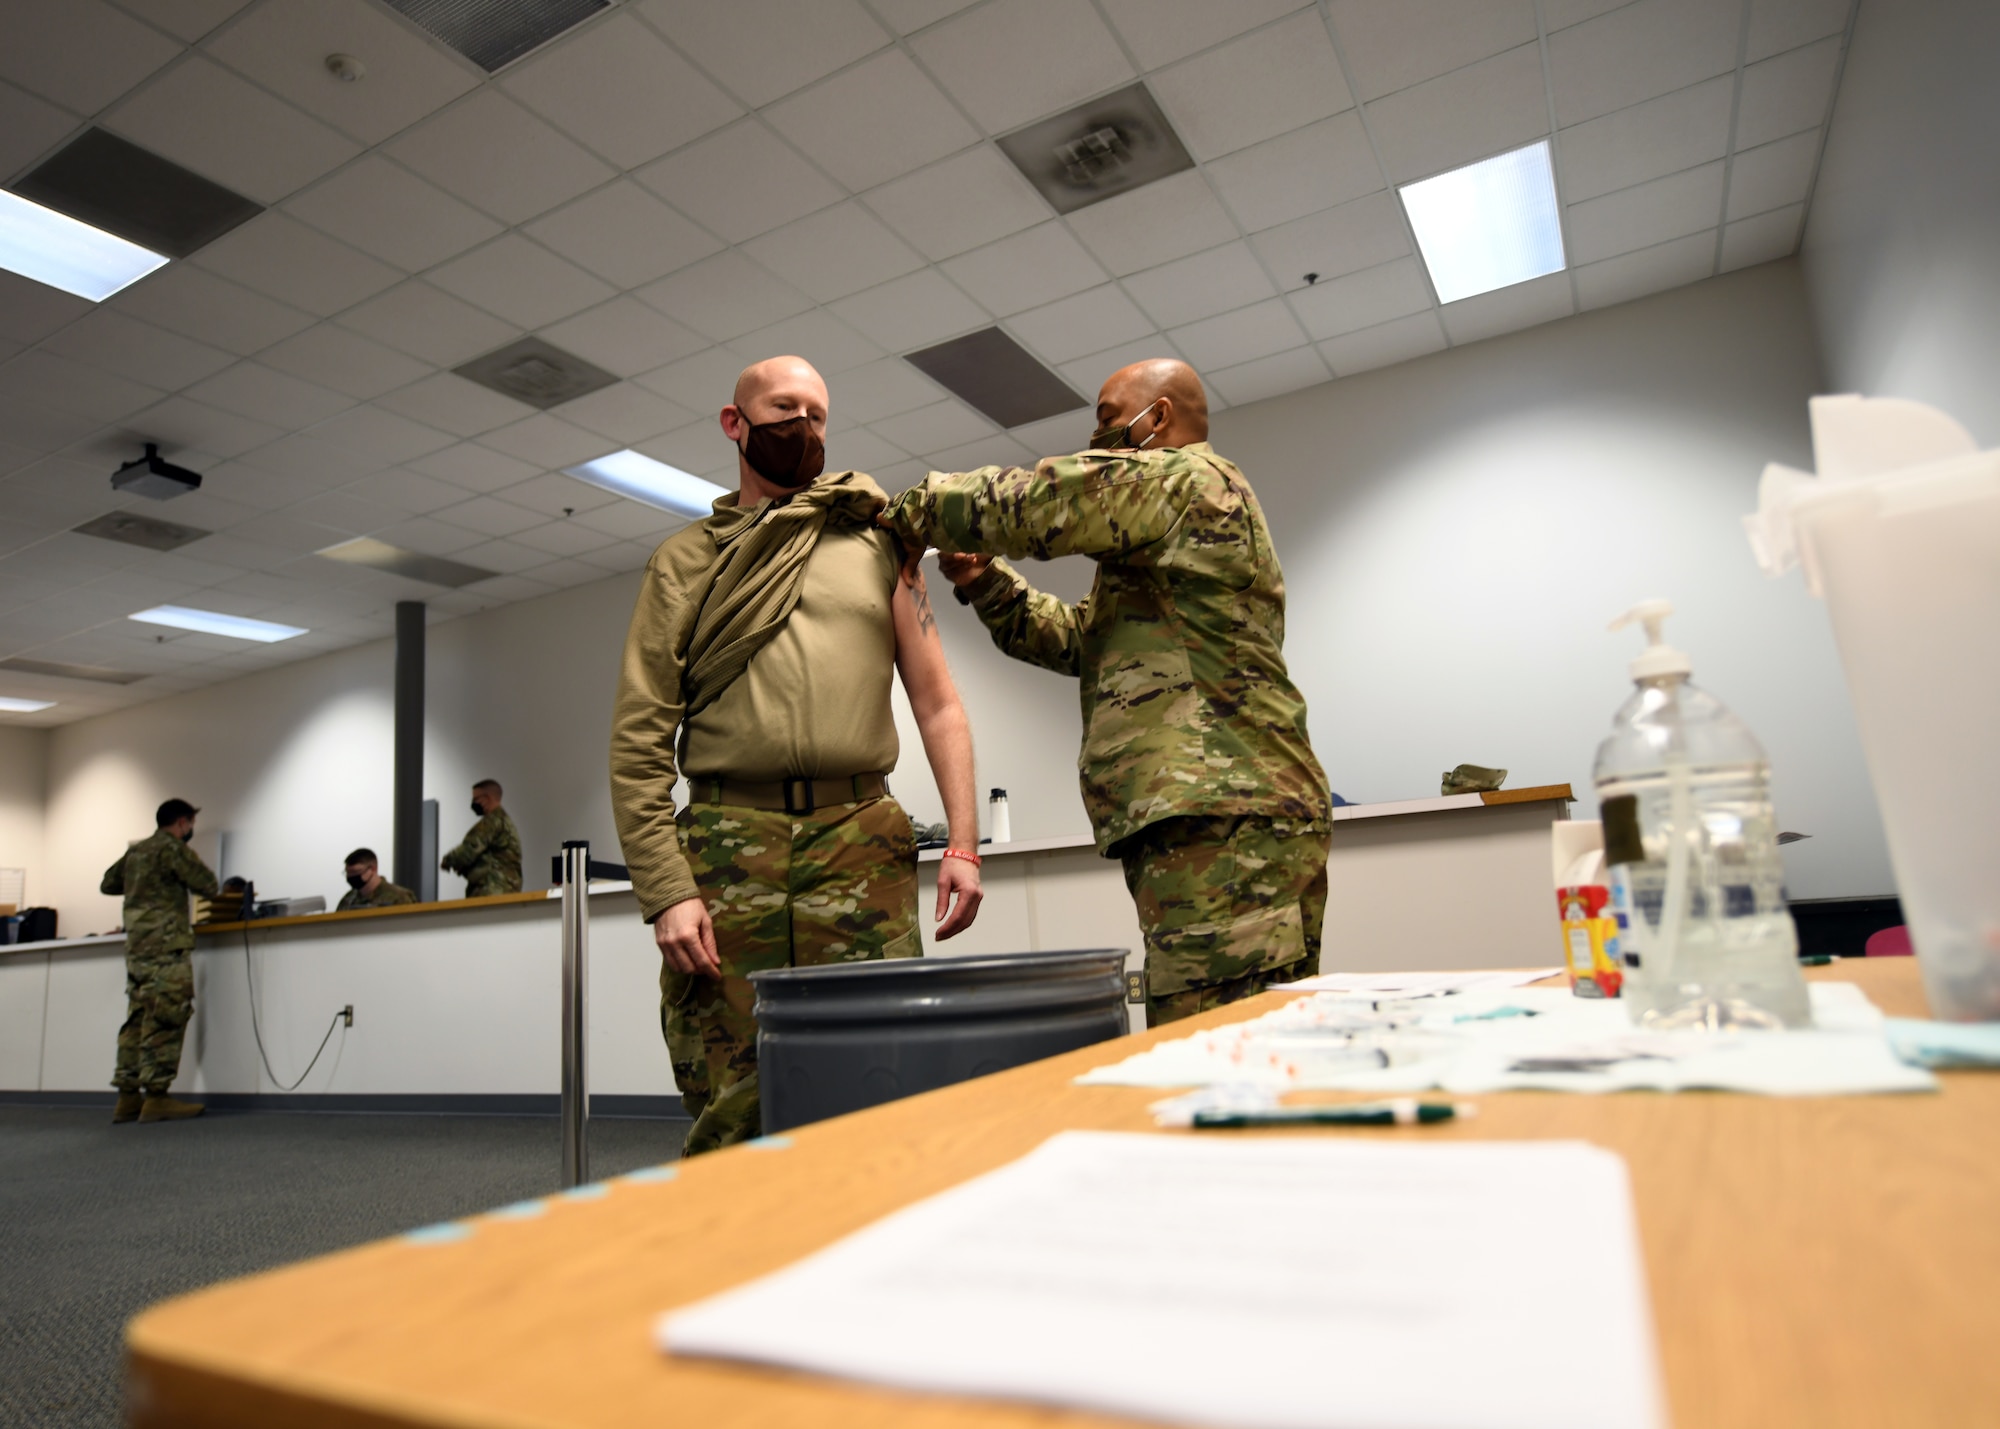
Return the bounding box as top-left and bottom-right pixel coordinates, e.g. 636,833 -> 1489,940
1592,601 -> 1811,1029
987,788 -> 1011,844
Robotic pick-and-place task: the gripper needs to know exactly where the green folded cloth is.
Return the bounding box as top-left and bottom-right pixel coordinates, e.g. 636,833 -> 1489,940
1885,1018 -> 2000,1068
1441,763 -> 1508,796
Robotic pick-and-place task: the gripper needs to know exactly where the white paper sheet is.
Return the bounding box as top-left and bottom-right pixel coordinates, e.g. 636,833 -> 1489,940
1274,968 -> 1562,996
662,1131 -> 1665,1429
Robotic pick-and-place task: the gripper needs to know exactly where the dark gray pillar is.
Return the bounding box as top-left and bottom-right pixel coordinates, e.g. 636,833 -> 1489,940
393,601 -> 425,893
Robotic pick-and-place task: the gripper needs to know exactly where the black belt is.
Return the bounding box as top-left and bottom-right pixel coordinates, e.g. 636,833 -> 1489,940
691,772 -> 889,815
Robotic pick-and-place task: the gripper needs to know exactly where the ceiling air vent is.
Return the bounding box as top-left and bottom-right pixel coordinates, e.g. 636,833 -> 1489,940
73,510 -> 211,552
995,82 -> 1195,215
452,336 -> 617,410
380,0 -> 609,73
904,328 -> 1086,429
12,129 -> 262,258
0,657 -> 147,686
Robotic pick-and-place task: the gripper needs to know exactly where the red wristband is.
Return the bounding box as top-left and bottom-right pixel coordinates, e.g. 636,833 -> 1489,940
941,847 -> 983,867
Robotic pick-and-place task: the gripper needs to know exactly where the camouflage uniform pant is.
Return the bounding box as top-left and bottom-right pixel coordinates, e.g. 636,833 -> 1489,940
662,795 -> 919,1158
112,942 -> 195,1095
1118,815 -> 1331,1028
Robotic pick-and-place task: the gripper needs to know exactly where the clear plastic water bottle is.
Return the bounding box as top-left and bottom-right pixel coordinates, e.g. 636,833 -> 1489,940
1592,601 -> 1811,1029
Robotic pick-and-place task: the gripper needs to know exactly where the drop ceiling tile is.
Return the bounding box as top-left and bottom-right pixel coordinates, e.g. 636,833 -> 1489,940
632,421 -> 730,479
0,0 -> 180,114
926,431 -> 1038,472
639,0 -> 889,108
524,181 -> 724,290
404,441 -> 541,492
375,373 -> 533,439
869,0 -> 982,36
126,396 -> 285,461
1206,112 -> 1383,234
428,236 -> 616,331
310,404 -> 455,465
529,556 -> 618,590
631,347 -> 751,415
0,80 -> 79,179
862,147 -> 1051,264
767,49 -> 979,193
0,351 -> 164,422
1735,37 -> 1842,150
1438,270 -> 1573,344
430,498 -> 549,539
1726,128 -> 1821,220
1315,309 -> 1447,375
1068,171 -> 1239,277
500,11 -> 740,170
258,324 -> 433,401
1006,285 -> 1155,365
1057,335 -> 1183,402
825,427 -> 910,475
829,270 -> 990,352
387,89 -> 616,225
539,297 -> 706,378
103,55 -> 361,205
1557,75 -> 1734,203
333,467 -> 472,519
191,211 -> 403,318
1287,257 -> 1432,340
1152,12 -> 1351,163
830,359 -> 945,424
0,274 -> 91,350
1005,410 -> 1088,458
908,0 -> 1132,134
743,203 -> 928,303
115,0 -> 253,43
186,457 -> 319,509
509,517 -> 621,560
1719,203 -> 1803,272
495,470 -> 620,517
370,514 -> 488,556
1363,42 -> 1547,182
557,382 -> 699,445
725,309 -> 887,376
337,281 -> 520,367
635,119 -> 845,244
186,361 -> 353,428
1206,345 -> 1329,406
1098,0 -> 1311,72
474,413 -> 611,469
237,431 -> 379,484
1548,0 -> 1742,128
1121,243 -> 1276,330
1575,229 -> 1717,309
1330,0 -> 1538,102
42,310 -> 235,391
1542,0 -> 1642,27
941,223 -> 1108,317
1566,160 -> 1725,264
1747,0 -> 1851,63
1248,190 -> 1410,291
871,400 -> 992,454
443,538 -> 548,576
204,0 -> 479,147
284,156 -> 502,272
0,393 -> 100,458
634,251 -> 815,344
107,266 -> 316,356
1168,298 -> 1309,372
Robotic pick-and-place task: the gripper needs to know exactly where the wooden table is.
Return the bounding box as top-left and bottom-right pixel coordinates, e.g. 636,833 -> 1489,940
126,959 -> 1999,1429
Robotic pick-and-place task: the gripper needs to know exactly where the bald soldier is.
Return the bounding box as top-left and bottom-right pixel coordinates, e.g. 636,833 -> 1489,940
611,355 -> 984,1156
881,359 -> 1331,1027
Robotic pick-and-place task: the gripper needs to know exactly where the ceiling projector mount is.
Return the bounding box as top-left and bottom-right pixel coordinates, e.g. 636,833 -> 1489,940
112,443 -> 202,500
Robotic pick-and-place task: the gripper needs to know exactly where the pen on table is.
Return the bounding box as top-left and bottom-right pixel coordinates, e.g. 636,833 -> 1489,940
1191,1098 -> 1471,1129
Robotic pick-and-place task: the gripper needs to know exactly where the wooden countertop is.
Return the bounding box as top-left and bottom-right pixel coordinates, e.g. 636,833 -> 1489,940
125,958 -> 1995,1429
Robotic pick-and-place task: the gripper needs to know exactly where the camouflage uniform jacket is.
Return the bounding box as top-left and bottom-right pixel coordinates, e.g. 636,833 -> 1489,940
882,442 -> 1329,854
101,828 -> 219,953
442,809 -> 523,897
336,879 -> 418,912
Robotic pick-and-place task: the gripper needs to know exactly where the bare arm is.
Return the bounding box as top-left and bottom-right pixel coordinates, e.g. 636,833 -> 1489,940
891,565 -> 983,940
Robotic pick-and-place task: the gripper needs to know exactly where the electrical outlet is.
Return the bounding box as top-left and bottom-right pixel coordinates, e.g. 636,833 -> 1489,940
341,1004 -> 354,1028
1123,971 -> 1144,1004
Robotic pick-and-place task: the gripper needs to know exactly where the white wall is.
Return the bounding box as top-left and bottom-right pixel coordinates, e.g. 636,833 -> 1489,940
0,723 -> 48,911
1802,0 -> 2000,445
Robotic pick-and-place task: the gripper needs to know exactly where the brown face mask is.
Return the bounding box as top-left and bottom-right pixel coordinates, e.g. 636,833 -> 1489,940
739,413 -> 826,489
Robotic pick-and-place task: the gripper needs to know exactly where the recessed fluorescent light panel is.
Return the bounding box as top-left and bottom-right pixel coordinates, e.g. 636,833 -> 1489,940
130,605 -> 306,643
0,188 -> 168,301
565,450 -> 727,520
0,696 -> 56,713
1398,141 -> 1565,305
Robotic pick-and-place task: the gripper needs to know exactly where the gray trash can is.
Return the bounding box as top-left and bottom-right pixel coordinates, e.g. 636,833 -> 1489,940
753,949 -> 1129,1134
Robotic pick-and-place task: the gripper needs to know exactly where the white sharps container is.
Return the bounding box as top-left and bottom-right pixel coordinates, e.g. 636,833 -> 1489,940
1747,395 -> 2000,1021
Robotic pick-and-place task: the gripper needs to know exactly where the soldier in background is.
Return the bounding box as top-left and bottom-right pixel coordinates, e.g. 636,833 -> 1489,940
103,797 -> 218,1123
337,848 -> 417,911
881,359 -> 1332,1027
441,779 -> 522,898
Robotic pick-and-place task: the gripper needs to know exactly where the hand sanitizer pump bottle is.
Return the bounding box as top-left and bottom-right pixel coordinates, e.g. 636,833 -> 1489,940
1592,601 -> 1811,1030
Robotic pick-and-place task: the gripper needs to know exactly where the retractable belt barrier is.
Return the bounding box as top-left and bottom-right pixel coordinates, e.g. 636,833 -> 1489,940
552,842 -> 628,1188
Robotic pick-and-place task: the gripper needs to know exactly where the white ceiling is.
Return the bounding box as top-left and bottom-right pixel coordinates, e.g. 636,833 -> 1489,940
0,0 -> 1856,727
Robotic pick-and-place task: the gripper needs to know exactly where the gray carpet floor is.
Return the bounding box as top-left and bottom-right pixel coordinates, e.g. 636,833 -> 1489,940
0,1105 -> 686,1429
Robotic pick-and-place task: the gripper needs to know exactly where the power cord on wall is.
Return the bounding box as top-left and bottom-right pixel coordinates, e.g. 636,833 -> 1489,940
240,922 -> 346,1093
